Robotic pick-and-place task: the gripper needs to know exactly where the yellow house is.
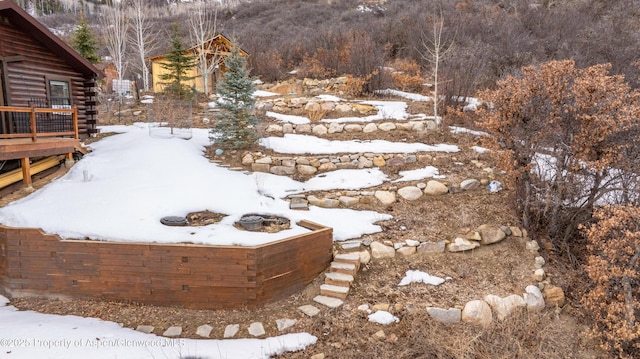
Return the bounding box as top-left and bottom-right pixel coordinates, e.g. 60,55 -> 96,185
149,34 -> 248,94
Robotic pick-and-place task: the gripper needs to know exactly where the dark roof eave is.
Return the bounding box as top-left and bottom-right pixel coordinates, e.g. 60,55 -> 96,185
0,0 -> 103,79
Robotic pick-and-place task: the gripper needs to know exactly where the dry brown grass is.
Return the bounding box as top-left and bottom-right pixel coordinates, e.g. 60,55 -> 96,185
278,309 -> 597,359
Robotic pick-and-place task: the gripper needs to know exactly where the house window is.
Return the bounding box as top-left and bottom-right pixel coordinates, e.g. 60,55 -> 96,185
48,80 -> 71,114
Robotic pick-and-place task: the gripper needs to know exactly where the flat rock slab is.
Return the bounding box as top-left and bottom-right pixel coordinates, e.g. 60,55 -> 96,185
136,325 -> 154,334
196,324 -> 213,338
224,324 -> 240,338
426,307 -> 461,324
276,318 -> 297,331
313,295 -> 344,308
298,304 -> 321,317
248,322 -> 266,337
163,326 -> 182,337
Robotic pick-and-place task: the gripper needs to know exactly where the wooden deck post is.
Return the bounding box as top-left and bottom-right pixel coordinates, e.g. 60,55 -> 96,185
72,105 -> 79,139
29,105 -> 37,142
20,157 -> 32,188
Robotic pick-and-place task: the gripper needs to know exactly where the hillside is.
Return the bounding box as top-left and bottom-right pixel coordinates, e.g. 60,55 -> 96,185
32,0 -> 640,103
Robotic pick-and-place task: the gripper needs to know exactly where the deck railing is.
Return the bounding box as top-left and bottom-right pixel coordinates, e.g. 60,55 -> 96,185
0,105 -> 79,142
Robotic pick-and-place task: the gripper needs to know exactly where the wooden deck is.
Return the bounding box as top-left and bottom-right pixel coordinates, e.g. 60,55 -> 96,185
0,137 -> 80,161
0,105 -> 80,188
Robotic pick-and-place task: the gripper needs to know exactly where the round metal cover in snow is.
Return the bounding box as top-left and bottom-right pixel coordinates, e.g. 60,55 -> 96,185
239,215 -> 264,224
160,216 -> 188,226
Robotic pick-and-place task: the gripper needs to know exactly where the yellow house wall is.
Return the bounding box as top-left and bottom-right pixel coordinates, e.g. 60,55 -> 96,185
151,59 -> 201,93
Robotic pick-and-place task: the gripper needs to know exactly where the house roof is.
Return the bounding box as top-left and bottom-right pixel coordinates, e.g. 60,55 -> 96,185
0,0 -> 102,78
147,34 -> 248,62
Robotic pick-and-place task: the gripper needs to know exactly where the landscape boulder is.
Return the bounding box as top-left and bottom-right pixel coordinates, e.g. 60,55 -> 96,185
397,186 -> 423,201
424,180 -> 449,195
370,241 -> 396,259
484,294 -> 526,321
462,300 -> 493,327
477,224 -> 507,245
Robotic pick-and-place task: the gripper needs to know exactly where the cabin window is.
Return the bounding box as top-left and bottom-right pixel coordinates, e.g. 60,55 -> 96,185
48,80 -> 71,114
49,80 -> 70,105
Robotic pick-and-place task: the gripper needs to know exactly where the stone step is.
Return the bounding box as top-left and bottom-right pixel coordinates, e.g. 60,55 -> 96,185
320,284 -> 349,299
313,295 -> 344,308
289,197 -> 309,210
334,252 -> 361,271
329,261 -> 357,276
324,272 -> 354,287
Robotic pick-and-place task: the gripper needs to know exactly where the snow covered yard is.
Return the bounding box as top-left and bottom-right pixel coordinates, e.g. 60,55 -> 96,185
0,294 -> 315,359
0,93 -> 525,359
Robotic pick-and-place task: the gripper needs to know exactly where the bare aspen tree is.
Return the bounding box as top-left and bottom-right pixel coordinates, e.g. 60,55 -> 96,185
420,11 -> 454,122
128,0 -> 156,92
102,1 -> 128,87
188,1 -> 222,96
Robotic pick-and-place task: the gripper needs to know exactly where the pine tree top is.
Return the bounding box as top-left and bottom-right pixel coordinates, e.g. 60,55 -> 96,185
71,17 -> 100,64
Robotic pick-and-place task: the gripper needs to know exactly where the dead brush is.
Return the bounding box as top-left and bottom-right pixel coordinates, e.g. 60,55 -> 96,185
306,108 -> 327,122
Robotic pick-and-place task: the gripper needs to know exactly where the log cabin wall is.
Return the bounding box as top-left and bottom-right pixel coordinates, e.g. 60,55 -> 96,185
0,224 -> 333,309
0,16 -> 96,138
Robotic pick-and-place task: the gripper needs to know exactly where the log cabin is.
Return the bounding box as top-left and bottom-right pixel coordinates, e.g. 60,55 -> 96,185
0,0 -> 102,189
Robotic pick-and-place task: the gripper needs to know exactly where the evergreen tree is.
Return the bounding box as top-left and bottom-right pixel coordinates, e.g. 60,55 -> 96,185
159,23 -> 197,99
71,16 -> 100,64
210,46 -> 258,149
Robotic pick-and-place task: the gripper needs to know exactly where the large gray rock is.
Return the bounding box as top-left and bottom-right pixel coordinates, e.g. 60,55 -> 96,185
375,190 -> 396,205
255,156 -> 273,164
318,162 -> 337,171
266,124 -> 283,133
397,246 -> 416,256
283,123 -> 294,134
462,300 -> 492,327
241,153 -> 254,165
297,165 -> 318,175
378,122 -> 397,131
418,241 -> 446,254
339,196 -> 359,207
312,125 -> 328,135
328,122 -> 345,133
370,241 -> 396,259
335,103 -> 351,112
448,237 -> 480,252
304,101 -> 320,112
398,186 -> 423,201
344,124 -> 363,132
524,285 -> 545,312
484,294 -> 526,321
477,224 -> 507,245
296,123 -> 311,133
460,179 -> 481,191
363,123 -> 378,133
270,166 -> 296,176
424,180 -> 449,195
307,195 -> 339,208
426,307 -> 461,324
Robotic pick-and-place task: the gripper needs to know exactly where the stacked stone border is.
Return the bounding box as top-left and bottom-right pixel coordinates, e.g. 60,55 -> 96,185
328,224 -> 565,328
0,220 -> 333,310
